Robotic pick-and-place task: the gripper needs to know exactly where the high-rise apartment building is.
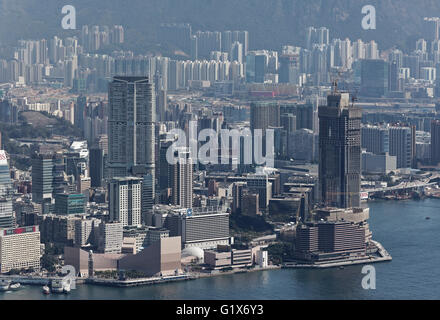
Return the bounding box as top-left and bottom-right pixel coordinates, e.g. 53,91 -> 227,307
109,177 -> 142,227
389,126 -> 414,169
250,102 -> 280,131
318,93 -> 361,208
361,124 -> 390,155
108,76 -> 155,190
170,148 -> 193,209
97,221 -> 123,253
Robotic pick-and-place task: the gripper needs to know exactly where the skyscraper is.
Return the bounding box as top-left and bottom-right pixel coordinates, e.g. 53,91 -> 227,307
250,102 -> 280,131
31,152 -> 66,212
318,93 -> 361,208
89,147 -> 104,188
389,126 -> 413,169
0,150 -> 15,229
170,148 -> 193,209
431,120 -> 440,165
360,59 -> 389,97
108,76 -> 155,189
109,177 -> 142,227
75,95 -> 86,133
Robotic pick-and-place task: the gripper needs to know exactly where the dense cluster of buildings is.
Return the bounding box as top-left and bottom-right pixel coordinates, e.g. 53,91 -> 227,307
7,17 -> 440,276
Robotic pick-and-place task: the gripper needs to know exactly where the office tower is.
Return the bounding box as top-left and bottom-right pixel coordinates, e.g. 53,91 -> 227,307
318,93 -> 361,208
109,177 -> 142,227
389,126 -> 413,169
250,102 -> 280,131
141,173 -> 154,219
360,59 -> 389,97
97,221 -> 123,253
254,54 -> 267,83
246,51 -> 268,83
361,124 -> 390,155
156,89 -> 168,121
0,151 -> 15,229
159,139 -> 173,191
247,174 -> 272,210
431,120 -> 440,165
231,182 -> 246,214
0,226 -> 40,273
170,148 -> 193,209
89,147 -> 104,188
108,76 -> 155,184
75,95 -> 86,133
54,193 -> 86,215
31,153 -> 65,209
389,60 -> 402,92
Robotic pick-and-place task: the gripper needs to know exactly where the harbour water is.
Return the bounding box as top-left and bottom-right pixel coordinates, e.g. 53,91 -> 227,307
2,199 -> 440,300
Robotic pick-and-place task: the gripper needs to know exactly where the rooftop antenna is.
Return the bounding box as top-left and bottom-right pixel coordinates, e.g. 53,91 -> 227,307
351,89 -> 358,107
331,70 -> 343,94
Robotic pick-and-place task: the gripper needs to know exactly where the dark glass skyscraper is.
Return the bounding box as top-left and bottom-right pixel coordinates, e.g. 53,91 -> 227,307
318,93 -> 361,208
75,95 -> 87,133
89,147 -> 104,188
360,59 -> 389,97
31,152 -> 66,213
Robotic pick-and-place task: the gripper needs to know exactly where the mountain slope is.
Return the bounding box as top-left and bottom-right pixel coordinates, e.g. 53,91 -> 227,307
0,0 -> 440,52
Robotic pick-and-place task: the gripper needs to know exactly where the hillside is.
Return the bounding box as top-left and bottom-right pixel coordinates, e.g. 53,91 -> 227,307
1,0 -> 440,53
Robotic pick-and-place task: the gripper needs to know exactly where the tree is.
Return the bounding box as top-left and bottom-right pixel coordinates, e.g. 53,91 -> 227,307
41,254 -> 57,272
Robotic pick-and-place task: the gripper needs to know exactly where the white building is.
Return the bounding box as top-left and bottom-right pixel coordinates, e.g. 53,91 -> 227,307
109,177 -> 142,226
0,226 -> 41,273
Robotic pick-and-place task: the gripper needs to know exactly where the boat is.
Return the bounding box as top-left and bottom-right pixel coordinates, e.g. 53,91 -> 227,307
9,283 -> 20,290
42,285 -> 50,294
339,266 -> 345,270
50,279 -> 64,294
0,279 -> 11,291
63,282 -> 71,294
426,217 -> 431,220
